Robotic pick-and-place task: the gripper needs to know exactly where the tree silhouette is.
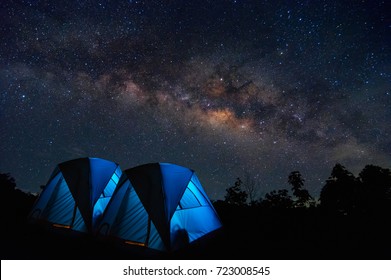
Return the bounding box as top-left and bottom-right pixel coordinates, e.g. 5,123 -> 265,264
0,172 -> 36,224
0,172 -> 17,194
288,171 -> 314,207
243,172 -> 260,206
319,163 -> 359,214
224,177 -> 248,206
359,165 -> 391,198
261,189 -> 293,209
358,164 -> 391,214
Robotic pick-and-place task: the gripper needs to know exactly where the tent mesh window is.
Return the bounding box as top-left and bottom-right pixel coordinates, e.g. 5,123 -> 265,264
178,179 -> 209,210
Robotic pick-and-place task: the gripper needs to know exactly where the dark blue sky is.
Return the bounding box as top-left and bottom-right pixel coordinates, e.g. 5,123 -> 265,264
1,0 -> 390,200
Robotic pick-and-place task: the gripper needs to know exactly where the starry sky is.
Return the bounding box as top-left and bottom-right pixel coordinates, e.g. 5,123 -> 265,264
1,0 -> 390,200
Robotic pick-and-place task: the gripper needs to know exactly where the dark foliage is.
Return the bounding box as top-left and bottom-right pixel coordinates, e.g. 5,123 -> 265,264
224,177 -> 248,206
359,164 -> 391,214
288,171 -> 314,207
260,189 -> 294,209
0,172 -> 37,225
319,163 -> 358,214
320,163 -> 391,216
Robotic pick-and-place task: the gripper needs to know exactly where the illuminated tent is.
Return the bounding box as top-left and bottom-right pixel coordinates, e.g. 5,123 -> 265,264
98,162 -> 222,251
29,157 -> 122,233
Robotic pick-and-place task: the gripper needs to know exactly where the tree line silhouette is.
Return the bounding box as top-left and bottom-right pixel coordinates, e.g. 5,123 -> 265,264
1,162 -> 390,259
214,162 -> 391,259
223,163 -> 391,213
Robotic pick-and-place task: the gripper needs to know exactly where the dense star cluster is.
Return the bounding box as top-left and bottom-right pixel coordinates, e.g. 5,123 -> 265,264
1,0 -> 390,199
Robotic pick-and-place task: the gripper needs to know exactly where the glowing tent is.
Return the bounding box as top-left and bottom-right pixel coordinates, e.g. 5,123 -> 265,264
29,157 -> 122,233
98,162 -> 222,251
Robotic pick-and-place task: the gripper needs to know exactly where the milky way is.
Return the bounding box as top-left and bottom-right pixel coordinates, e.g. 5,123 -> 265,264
1,0 -> 390,199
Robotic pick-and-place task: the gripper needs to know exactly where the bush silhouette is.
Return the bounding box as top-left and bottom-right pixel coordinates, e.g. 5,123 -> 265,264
224,177 -> 248,206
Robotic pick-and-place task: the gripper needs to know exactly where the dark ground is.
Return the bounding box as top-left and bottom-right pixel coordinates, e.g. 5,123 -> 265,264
2,202 -> 390,260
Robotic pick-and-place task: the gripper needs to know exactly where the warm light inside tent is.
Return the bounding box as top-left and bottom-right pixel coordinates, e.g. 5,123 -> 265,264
125,240 -> 146,247
52,224 -> 71,229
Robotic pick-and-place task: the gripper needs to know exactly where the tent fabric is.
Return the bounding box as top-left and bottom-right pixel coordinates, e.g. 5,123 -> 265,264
160,163 -> 194,223
29,157 -> 122,233
125,163 -> 169,248
98,162 -> 222,251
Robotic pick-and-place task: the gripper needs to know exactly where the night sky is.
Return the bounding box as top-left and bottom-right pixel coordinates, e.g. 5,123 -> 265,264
1,0 -> 390,200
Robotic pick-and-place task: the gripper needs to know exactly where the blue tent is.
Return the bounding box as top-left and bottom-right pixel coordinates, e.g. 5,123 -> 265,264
98,163 -> 222,251
29,157 -> 122,233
